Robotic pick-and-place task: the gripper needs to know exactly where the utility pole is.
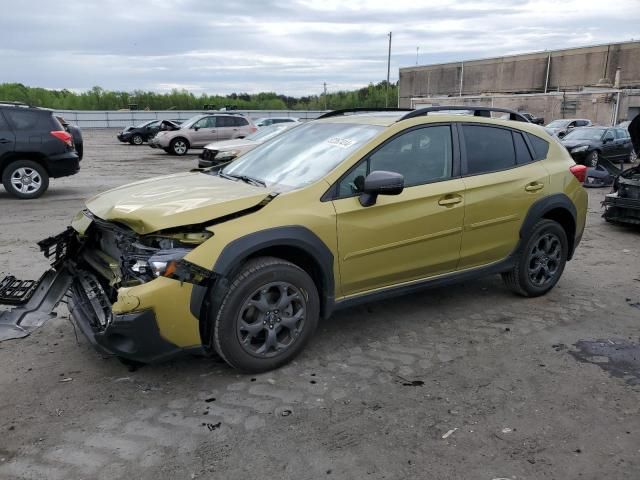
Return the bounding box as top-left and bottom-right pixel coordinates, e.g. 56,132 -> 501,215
385,32 -> 392,107
323,82 -> 327,110
416,46 -> 419,65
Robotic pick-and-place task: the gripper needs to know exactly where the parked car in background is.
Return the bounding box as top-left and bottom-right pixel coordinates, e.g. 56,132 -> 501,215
149,113 -> 256,155
198,122 -> 298,168
560,126 -> 635,167
545,118 -> 592,138
519,112 -> 544,125
0,101 -> 80,199
56,116 -> 84,160
117,119 -> 181,145
254,117 -> 300,127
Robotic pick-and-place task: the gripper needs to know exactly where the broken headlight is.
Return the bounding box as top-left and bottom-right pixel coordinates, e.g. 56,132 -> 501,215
147,249 -> 192,278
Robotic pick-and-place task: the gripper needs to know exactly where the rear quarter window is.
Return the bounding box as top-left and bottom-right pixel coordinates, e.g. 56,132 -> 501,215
526,133 -> 550,160
513,131 -> 533,164
4,109 -> 47,131
234,117 -> 249,126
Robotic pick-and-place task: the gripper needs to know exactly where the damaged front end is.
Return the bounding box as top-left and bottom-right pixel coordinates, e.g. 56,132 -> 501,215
0,210 -> 215,361
603,115 -> 640,226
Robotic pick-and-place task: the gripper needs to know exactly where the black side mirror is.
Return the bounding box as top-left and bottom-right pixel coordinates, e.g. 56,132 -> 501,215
359,171 -> 404,207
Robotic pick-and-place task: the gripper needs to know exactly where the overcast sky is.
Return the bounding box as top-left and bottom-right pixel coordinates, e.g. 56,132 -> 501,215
2,0 -> 638,96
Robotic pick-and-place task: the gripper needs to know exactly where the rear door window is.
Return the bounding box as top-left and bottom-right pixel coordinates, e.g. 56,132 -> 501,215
0,111 -> 10,130
233,117 -> 248,127
462,125 -> 516,175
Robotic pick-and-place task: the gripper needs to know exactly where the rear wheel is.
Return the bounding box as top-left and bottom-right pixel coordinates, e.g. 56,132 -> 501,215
170,138 -> 189,156
586,150 -> 599,167
2,160 -> 49,199
502,219 -> 568,297
131,134 -> 143,145
212,257 -> 319,373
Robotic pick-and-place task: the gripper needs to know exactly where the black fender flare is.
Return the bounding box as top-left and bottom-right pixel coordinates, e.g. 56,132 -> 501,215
517,193 -> 578,259
190,226 -> 335,338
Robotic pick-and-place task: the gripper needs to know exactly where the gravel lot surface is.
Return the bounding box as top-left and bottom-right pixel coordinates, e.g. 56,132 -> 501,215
0,129 -> 639,479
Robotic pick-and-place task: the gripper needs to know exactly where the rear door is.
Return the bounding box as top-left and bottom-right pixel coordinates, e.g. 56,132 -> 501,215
600,129 -> 618,160
216,116 -> 236,140
458,124 -> 550,269
0,111 -> 15,160
613,128 -> 632,161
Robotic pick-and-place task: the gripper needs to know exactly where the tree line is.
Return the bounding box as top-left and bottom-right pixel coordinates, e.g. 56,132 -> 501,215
0,82 -> 398,111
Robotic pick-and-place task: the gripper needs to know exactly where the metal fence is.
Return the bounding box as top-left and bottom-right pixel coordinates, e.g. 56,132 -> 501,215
52,110 -> 327,128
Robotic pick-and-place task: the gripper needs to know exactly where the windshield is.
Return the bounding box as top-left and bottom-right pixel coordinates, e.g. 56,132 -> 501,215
245,124 -> 294,142
221,122 -> 383,189
180,115 -> 206,129
546,120 -> 570,128
563,127 -> 606,141
134,120 -> 156,128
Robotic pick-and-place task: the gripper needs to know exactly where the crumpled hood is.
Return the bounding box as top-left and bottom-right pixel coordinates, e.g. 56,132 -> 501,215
203,138 -> 256,151
85,172 -> 269,234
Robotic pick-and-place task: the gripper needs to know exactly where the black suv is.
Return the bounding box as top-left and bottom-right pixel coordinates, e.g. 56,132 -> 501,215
0,102 -> 80,199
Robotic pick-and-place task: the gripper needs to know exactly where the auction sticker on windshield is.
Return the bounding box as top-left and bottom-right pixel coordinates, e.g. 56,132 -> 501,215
327,137 -> 356,148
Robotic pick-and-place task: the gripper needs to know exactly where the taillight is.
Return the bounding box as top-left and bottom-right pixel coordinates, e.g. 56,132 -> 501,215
570,164 -> 587,183
50,130 -> 73,147
250,126 -> 257,133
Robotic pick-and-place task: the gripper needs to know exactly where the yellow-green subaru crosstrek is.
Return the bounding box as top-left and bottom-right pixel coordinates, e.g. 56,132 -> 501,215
0,107 -> 588,372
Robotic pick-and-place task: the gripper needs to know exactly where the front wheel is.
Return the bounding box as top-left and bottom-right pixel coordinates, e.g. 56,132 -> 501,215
131,134 -> 144,145
170,138 -> 189,156
2,160 -> 49,199
586,150 -> 599,167
211,257 -> 319,373
502,219 -> 568,297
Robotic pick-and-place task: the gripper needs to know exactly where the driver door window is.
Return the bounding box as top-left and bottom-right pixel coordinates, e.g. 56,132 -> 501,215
338,125 -> 453,197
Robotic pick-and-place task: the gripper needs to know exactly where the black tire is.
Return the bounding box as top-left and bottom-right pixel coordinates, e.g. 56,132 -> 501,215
131,134 -> 144,145
170,137 -> 189,156
2,160 -> 49,199
501,219 -> 568,297
212,256 -> 320,373
586,150 -> 599,167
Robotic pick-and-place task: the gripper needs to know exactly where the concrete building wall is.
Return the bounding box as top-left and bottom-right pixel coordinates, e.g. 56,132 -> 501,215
399,41 -> 640,108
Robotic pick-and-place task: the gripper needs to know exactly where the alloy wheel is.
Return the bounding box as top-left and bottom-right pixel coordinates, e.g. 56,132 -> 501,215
173,140 -> 187,155
236,282 -> 306,358
10,167 -> 42,195
527,233 -> 562,287
133,135 -> 143,145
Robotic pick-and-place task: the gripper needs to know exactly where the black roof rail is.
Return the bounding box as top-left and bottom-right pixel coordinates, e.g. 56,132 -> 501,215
316,107 -> 412,120
398,106 -> 531,123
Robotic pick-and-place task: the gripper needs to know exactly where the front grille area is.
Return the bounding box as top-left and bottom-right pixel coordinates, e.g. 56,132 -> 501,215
70,270 -> 113,332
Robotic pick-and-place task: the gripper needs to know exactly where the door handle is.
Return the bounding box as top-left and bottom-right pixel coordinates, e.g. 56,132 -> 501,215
0,138 -> 10,144
525,182 -> 544,192
438,195 -> 462,206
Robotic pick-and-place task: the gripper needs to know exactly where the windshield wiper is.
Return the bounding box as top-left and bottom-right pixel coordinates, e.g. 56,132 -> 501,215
218,171 -> 266,187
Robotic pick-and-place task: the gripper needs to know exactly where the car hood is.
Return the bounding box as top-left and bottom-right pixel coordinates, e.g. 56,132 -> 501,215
85,172 -> 270,234
561,140 -> 591,149
203,138 -> 256,151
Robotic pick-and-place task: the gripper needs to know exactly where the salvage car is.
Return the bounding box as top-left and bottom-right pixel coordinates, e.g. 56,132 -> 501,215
0,102 -> 80,199
0,106 -> 587,372
56,116 -> 84,160
603,115 -> 640,225
198,123 -> 298,168
561,126 -> 635,167
117,119 -> 181,145
545,118 -> 592,138
519,112 -> 544,125
149,113 -> 256,155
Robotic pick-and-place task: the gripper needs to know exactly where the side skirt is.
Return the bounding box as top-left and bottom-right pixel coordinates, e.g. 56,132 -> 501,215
332,257 -> 515,311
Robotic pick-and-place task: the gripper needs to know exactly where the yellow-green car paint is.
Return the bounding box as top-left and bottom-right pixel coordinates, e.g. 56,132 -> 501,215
71,114 -> 587,352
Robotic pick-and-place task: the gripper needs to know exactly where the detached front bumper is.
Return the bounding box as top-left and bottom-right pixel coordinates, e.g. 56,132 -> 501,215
603,193 -> 640,225
68,271 -> 185,363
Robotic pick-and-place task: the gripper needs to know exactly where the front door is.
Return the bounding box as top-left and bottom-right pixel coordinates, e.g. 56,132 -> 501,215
189,116 -> 218,147
333,124 -> 465,297
457,124 -> 550,269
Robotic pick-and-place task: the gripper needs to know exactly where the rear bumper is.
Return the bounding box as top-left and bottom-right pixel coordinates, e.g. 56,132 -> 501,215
68,273 -> 187,363
47,152 -> 80,178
